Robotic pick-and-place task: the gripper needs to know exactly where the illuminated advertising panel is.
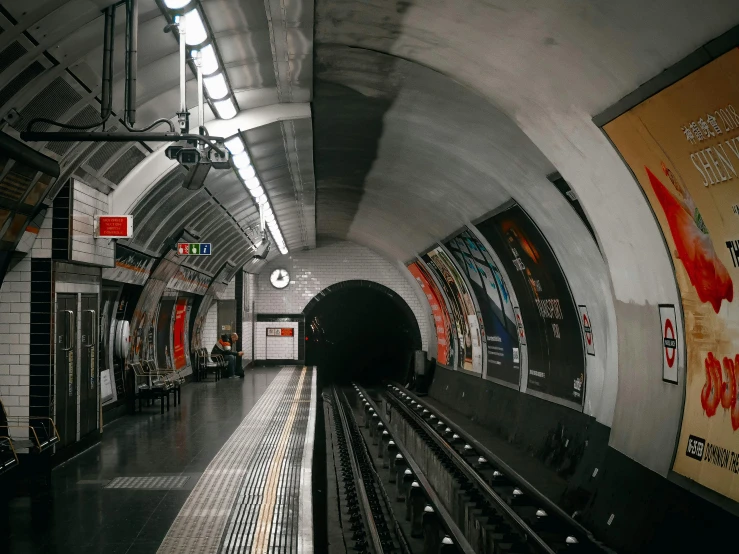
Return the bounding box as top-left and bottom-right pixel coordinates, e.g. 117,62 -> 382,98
445,230 -> 521,385
604,48 -> 739,500
476,204 -> 585,404
408,261 -> 454,366
422,246 -> 483,374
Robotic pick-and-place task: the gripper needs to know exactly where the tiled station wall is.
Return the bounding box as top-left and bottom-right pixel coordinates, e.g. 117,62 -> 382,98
255,241 -> 430,352
70,180 -> 114,266
0,258 -> 32,428
202,303 -> 218,353
254,322 -> 299,360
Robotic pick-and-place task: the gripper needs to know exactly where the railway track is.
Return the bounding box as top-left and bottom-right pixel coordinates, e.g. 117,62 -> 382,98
369,383 -> 613,554
326,386 -> 472,554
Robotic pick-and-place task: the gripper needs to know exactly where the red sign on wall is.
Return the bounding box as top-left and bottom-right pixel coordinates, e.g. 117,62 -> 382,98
266,328 -> 294,337
173,298 -> 188,370
96,215 -> 133,238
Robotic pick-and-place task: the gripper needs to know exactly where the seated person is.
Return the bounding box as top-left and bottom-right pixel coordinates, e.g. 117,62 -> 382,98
211,334 -> 244,378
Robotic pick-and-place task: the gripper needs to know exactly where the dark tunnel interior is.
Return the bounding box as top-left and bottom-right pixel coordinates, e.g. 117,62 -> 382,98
304,287 -> 421,386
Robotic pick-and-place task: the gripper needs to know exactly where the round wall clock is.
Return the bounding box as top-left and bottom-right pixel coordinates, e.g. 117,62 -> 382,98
270,268 -> 290,289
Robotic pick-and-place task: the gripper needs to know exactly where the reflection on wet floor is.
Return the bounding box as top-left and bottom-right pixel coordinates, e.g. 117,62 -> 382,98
0,368 -> 279,554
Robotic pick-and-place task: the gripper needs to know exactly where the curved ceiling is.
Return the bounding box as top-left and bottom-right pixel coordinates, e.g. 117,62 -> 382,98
0,0 -> 738,295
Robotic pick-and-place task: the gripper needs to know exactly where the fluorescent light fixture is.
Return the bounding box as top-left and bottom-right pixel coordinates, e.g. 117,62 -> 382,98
252,185 -> 264,198
213,98 -> 237,119
225,136 -> 244,155
256,193 -> 267,205
204,72 -> 229,99
238,164 -> 256,180
164,0 -> 192,8
198,44 -> 219,75
184,9 -> 207,46
244,177 -> 260,190
232,152 -> 250,169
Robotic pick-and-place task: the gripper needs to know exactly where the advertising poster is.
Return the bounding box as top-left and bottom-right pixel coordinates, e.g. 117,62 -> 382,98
408,261 -> 455,367
476,204 -> 585,404
422,247 -> 483,374
445,230 -> 521,385
604,48 -> 739,500
172,298 -> 188,370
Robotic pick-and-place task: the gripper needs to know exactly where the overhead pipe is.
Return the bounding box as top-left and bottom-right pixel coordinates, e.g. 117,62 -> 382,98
124,0 -> 138,126
100,5 -> 115,121
177,14 -> 188,133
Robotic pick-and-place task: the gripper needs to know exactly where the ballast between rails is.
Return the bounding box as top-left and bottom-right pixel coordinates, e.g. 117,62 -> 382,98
388,382 -> 607,550
384,383 -> 612,553
353,383 -> 476,554
331,386 -> 394,554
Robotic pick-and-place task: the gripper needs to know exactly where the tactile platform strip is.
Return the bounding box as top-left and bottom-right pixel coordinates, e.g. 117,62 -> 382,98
105,475 -> 190,490
157,367 -> 315,554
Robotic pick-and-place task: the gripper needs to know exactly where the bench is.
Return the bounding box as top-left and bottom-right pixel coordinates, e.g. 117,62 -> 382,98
130,362 -> 175,414
195,348 -> 225,381
0,398 -> 59,458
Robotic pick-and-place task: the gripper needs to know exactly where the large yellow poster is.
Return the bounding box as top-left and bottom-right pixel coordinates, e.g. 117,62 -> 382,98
605,48 -> 739,501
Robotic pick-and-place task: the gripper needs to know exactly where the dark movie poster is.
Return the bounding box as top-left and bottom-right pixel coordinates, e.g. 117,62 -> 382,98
445,230 -> 521,385
476,204 -> 585,404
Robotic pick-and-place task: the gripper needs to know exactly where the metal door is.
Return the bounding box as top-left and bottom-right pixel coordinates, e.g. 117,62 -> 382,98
55,294 -> 77,447
80,294 -> 98,438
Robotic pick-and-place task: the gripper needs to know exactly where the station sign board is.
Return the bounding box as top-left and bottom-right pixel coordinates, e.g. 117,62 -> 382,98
266,328 -> 294,337
96,215 -> 133,238
176,242 -> 211,255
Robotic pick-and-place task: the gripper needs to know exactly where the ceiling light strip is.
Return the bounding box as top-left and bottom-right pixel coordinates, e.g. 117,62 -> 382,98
225,133 -> 288,255
161,0 -> 237,120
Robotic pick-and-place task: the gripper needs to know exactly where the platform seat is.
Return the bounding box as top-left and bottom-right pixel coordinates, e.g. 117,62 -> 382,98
0,398 -> 59,455
195,348 -> 224,382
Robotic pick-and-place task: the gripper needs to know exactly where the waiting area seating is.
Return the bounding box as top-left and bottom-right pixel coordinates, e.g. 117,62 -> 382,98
130,361 -> 184,414
0,398 -> 59,475
193,348 -> 227,382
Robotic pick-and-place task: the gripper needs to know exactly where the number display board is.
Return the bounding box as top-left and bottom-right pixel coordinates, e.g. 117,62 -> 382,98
444,230 -> 521,385
475,204 -> 585,405
421,247 -> 483,374
603,48 -> 739,500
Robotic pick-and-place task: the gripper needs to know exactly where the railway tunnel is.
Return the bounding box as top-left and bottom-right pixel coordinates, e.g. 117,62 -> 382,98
0,0 -> 737,552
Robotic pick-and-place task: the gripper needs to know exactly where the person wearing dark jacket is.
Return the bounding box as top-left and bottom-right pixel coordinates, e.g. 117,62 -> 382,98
212,334 -> 243,378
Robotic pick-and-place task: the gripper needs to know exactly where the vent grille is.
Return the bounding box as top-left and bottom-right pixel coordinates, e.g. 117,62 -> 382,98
103,145 -> 145,184
12,77 -> 82,132
0,42 -> 27,74
0,61 -> 45,109
0,163 -> 37,201
44,105 -> 101,157
86,138 -> 126,171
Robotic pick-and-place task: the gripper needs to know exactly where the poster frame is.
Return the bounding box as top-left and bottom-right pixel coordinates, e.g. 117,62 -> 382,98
444,226 -> 524,390
591,29 -> 739,509
474,201 -> 588,410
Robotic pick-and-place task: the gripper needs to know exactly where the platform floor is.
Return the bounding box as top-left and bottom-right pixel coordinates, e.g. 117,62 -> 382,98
0,366 -> 316,554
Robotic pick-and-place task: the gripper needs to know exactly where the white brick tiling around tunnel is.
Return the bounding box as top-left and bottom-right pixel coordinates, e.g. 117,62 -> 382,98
256,241 -> 430,351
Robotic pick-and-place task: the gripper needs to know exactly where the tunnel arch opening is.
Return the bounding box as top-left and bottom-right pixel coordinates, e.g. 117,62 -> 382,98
302,280 -> 422,386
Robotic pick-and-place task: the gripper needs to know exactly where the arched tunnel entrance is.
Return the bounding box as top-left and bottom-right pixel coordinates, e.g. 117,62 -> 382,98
303,280 -> 422,386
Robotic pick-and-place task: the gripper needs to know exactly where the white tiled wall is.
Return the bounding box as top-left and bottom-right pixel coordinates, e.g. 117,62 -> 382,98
0,258 -> 31,432
70,179 -> 115,267
202,302 -> 218,351
243,273 -> 256,362
255,322 -> 299,360
256,242 -> 430,350
30,208 -> 53,258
